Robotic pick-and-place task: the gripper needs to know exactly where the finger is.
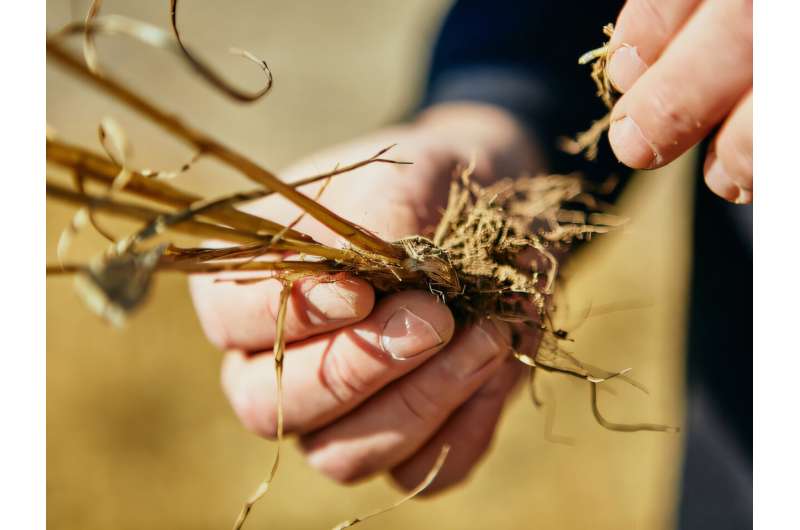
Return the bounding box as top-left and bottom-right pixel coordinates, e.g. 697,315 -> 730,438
299,320 -> 514,484
221,290 -> 456,437
389,359 -> 522,495
608,0 -> 753,169
606,0 -> 703,93
704,90 -> 753,204
189,272 -> 374,352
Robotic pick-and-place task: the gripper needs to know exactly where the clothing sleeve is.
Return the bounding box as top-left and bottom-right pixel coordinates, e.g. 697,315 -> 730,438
422,0 -> 627,184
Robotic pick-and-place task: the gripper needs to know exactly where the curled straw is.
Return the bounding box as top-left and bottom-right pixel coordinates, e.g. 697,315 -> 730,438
169,0 -> 273,102
46,29 -> 403,261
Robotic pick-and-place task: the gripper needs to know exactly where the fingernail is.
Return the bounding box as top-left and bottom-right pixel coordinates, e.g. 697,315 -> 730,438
381,307 -> 443,360
705,158 -> 752,204
607,45 -> 648,93
609,116 -> 658,169
305,282 -> 358,324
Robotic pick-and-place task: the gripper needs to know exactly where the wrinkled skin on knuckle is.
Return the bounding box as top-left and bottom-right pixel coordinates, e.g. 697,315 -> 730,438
319,345 -> 371,405
646,83 -> 700,157
395,376 -> 447,425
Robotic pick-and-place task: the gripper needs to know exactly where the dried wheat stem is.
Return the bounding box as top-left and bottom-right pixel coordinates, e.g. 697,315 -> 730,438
47,139 -> 305,240
47,181 -> 263,244
46,40 -> 404,262
47,181 -> 348,261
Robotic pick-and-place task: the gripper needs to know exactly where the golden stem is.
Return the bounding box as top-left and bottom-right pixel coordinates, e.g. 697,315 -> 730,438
46,40 -> 404,263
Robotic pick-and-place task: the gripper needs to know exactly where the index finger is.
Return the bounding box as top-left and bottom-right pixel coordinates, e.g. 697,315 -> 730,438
190,272 -> 375,352
606,0 -> 702,93
608,0 -> 752,169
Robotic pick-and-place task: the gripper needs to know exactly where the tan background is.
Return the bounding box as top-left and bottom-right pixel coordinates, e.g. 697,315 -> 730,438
47,1 -> 694,529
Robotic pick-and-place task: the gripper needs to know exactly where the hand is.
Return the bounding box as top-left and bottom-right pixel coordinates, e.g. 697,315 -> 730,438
606,0 -> 753,204
190,103 -> 543,493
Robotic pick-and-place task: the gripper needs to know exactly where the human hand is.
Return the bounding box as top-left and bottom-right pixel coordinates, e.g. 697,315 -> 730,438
606,0 -> 753,203
190,103 -> 543,493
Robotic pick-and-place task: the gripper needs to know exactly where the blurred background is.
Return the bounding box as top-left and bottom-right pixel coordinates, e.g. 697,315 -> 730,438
46,1 -> 693,528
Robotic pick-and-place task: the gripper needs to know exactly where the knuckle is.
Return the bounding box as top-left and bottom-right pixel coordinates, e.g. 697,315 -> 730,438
647,84 -> 698,147
320,348 -> 371,404
396,377 -> 445,424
